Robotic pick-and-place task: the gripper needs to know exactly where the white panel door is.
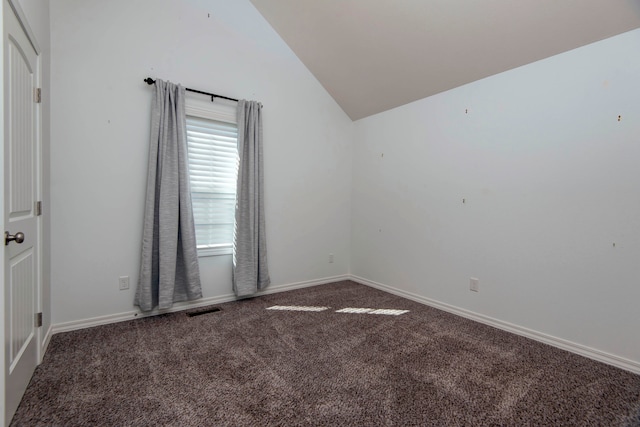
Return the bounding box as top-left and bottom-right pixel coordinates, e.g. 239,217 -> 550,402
3,1 -> 40,424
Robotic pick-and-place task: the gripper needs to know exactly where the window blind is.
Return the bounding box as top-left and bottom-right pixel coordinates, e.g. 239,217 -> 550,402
186,116 -> 238,251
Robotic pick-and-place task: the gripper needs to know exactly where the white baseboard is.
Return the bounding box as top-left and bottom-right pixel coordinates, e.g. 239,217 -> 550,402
255,274 -> 350,296
51,274 -> 350,335
350,275 -> 640,375
40,324 -> 53,361
50,273 -> 639,375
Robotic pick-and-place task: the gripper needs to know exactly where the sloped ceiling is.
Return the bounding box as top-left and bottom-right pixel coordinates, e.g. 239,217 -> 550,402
250,0 -> 640,120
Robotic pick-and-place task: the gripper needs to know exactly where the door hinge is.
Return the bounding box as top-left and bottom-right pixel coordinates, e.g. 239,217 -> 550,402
35,88 -> 41,103
35,201 -> 42,216
36,312 -> 43,328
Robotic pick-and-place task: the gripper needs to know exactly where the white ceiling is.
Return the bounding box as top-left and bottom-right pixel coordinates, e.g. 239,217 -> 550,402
250,0 -> 640,120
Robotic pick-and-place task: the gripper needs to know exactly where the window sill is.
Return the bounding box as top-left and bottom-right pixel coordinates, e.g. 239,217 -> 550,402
197,246 -> 232,257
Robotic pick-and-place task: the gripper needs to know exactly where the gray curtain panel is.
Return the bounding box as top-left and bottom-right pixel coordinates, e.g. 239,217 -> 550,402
135,79 -> 202,311
233,100 -> 270,297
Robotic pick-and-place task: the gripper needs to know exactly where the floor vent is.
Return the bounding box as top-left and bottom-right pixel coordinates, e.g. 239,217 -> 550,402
186,307 -> 222,317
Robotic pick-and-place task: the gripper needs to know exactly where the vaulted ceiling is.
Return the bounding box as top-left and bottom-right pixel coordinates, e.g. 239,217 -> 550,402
250,0 -> 640,120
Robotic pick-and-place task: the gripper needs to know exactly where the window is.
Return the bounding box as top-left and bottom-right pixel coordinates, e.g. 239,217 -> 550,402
185,98 -> 238,256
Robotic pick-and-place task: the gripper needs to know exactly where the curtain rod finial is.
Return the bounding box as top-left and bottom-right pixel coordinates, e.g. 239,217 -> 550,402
144,78 -> 155,85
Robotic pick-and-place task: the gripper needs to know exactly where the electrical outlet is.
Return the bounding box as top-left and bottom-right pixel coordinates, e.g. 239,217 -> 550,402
329,253 -> 334,263
119,276 -> 130,290
470,277 -> 479,292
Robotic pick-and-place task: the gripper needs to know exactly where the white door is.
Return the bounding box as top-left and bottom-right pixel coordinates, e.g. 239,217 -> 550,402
3,1 -> 40,424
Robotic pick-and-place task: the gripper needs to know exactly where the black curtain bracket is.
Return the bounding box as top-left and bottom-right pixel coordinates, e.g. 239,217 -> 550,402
144,77 -> 238,102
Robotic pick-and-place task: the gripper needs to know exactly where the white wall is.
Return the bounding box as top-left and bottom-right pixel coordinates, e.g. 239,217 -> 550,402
50,0 -> 353,324
352,29 -> 640,364
49,0 -> 640,369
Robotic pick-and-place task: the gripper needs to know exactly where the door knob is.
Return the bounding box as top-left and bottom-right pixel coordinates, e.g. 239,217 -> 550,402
5,231 -> 25,245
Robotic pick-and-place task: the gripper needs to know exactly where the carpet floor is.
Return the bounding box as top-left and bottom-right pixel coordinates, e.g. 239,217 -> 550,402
10,281 -> 640,426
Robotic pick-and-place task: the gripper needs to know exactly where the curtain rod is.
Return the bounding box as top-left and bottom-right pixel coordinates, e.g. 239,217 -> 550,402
144,77 -> 238,103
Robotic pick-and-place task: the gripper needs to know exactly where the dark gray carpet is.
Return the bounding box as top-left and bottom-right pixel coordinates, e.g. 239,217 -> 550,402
11,281 -> 640,426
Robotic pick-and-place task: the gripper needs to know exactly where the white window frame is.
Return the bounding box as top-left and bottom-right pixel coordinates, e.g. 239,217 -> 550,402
185,95 -> 237,257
